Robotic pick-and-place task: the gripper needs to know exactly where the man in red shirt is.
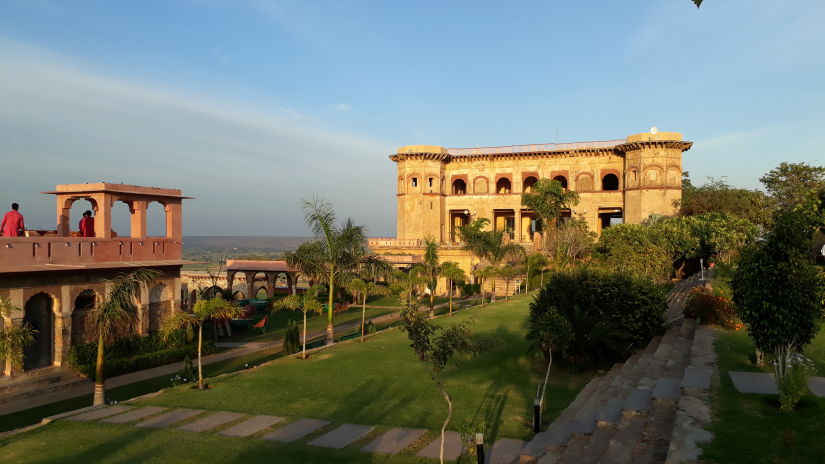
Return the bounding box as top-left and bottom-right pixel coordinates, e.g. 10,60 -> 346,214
1,203 -> 26,237
79,210 -> 95,237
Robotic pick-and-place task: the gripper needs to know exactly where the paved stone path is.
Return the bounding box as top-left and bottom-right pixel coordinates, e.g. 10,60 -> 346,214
362,427 -> 426,454
101,406 -> 167,424
262,418 -> 330,443
309,424 -> 374,449
728,371 -> 825,397
218,415 -> 284,437
416,431 -> 465,461
137,408 -> 203,429
66,405 -> 133,422
179,411 -> 245,432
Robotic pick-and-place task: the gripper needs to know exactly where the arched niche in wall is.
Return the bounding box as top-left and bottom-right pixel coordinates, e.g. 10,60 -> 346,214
473,177 -> 489,194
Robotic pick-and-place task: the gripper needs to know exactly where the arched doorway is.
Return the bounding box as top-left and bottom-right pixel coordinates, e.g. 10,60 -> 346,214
602,174 -> 619,191
23,293 -> 54,370
523,176 -> 538,193
149,284 -> 167,332
553,175 -> 568,189
71,290 -> 97,345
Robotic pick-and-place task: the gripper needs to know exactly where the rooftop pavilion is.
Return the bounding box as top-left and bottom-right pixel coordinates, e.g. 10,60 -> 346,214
0,183 -> 191,273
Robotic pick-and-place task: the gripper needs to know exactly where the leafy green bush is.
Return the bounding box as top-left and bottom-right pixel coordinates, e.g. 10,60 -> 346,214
283,320 -> 301,354
460,283 -> 481,297
684,286 -> 741,330
777,351 -> 816,412
67,329 -> 212,378
527,269 -> 666,367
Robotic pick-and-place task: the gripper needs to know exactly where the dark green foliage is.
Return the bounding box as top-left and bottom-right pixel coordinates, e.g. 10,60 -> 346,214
460,283 -> 480,297
283,319 -> 301,355
67,329 -> 213,378
527,269 -> 667,367
71,342 -> 216,378
733,208 -> 825,354
678,174 -> 775,228
366,320 -> 376,334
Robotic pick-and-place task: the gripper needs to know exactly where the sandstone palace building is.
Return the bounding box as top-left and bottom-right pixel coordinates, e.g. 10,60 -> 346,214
0,183 -> 189,378
370,130 -> 692,292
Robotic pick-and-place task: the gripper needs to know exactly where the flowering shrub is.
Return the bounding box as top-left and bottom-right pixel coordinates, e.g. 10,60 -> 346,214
683,286 -> 742,330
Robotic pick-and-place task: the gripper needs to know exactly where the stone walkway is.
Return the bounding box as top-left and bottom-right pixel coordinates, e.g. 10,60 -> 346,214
55,405 -> 465,461
728,371 -> 825,396
511,273 -> 716,464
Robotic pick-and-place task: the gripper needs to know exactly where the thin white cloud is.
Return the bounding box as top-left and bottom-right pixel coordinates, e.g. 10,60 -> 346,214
331,103 -> 352,112
0,38 -> 397,236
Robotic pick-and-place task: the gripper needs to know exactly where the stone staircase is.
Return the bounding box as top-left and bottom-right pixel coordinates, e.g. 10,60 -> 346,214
0,368 -> 91,408
503,274 -> 710,464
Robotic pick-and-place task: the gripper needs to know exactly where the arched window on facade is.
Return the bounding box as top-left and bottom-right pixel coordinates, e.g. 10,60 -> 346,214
452,179 -> 466,195
496,178 -> 512,194
602,173 -> 619,191
523,176 -> 538,193
553,175 -> 568,189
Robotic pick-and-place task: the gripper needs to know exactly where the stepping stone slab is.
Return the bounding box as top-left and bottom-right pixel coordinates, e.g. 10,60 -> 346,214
66,405 -> 133,422
624,389 -> 652,412
262,418 -> 330,443
486,438 -> 527,464
362,427 -> 426,454
808,376 -> 825,398
137,409 -> 203,429
309,424 -> 374,449
179,411 -> 246,433
101,406 -> 167,424
596,398 -> 624,424
218,415 -> 284,437
521,428 -> 570,457
729,371 -> 778,394
653,377 -> 681,399
416,431 -> 465,461
682,367 -> 712,389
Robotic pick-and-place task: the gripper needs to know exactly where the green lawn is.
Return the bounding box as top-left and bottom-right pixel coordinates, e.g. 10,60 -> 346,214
702,327 -> 825,464
0,295 -> 592,463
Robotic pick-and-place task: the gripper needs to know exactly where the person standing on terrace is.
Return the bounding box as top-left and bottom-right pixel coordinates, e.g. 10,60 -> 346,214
79,210 -> 95,237
1,203 -> 26,237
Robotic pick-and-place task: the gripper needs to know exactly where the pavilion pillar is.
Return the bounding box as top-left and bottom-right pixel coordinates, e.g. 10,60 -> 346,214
93,193 -> 113,239
165,201 -> 183,241
56,196 -> 71,237
130,200 -> 147,239
515,209 -> 522,244
265,273 -> 276,298
244,272 -> 256,300
226,271 -> 236,294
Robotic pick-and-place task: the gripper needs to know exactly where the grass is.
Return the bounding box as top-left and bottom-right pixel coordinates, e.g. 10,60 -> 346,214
702,327 -> 825,464
0,295 -> 592,463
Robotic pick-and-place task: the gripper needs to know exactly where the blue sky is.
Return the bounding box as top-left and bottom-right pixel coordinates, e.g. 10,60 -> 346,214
1,0 -> 824,236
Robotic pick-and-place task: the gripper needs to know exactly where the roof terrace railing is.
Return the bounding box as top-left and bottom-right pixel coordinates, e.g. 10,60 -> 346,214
447,139 -> 625,156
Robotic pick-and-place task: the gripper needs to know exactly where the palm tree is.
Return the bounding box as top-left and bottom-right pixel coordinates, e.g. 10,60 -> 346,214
440,261 -> 466,317
0,297 -> 36,372
285,198 -> 374,344
497,264 -> 522,300
421,237 -> 441,318
524,253 -> 549,292
521,178 -> 579,254
485,229 -> 525,301
92,269 -> 160,405
161,297 -> 242,389
272,284 -> 325,359
345,278 -> 390,341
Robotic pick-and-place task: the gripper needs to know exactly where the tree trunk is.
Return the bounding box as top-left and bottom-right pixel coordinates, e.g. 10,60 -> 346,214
436,380 -> 453,464
302,310 -> 308,359
361,297 -> 366,342
326,274 -> 335,344
93,329 -> 106,406
448,279 -> 453,317
197,322 -> 204,390
525,262 -> 531,293
505,279 -> 510,300
429,291 -> 435,319
490,275 -> 496,302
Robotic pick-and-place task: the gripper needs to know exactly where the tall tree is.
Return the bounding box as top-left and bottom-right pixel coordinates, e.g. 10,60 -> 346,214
421,237 -> 441,318
733,206 -> 825,411
92,269 -> 160,405
760,162 -> 825,209
0,297 -> 36,371
285,198 -> 378,344
458,218 -> 524,301
552,219 -> 596,268
162,296 -> 242,389
440,261 -> 467,317
345,278 -> 389,341
676,174 -> 775,228
399,299 -> 475,464
521,178 -> 580,253
524,253 -> 549,292
272,284 -> 325,358
497,264 -> 521,300
484,229 -> 526,301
